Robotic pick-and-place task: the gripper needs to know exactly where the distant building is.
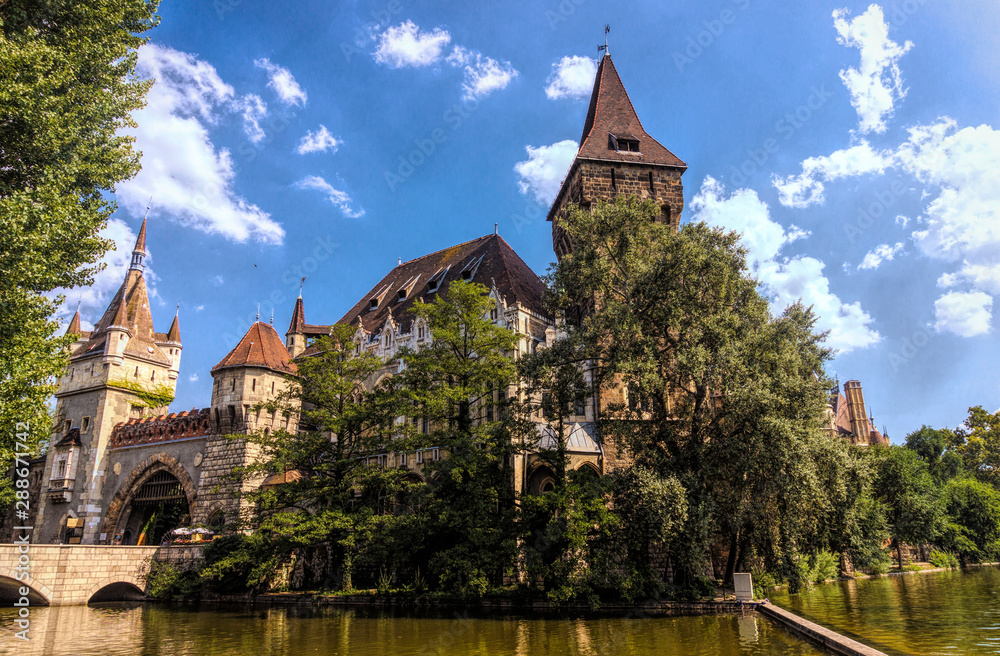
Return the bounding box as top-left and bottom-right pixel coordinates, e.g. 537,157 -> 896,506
826,380 -> 889,446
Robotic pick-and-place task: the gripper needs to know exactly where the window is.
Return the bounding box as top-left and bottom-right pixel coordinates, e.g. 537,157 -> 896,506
397,289 -> 407,301
369,297 -> 379,310
56,459 -> 66,479
271,381 -> 275,393
490,308 -> 498,321
611,168 -> 617,191
417,326 -> 424,339
69,368 -> 74,382
231,379 -> 236,391
151,370 -> 156,381
461,270 -> 472,280
252,378 -> 256,392
81,416 -> 91,432
134,366 -> 139,378
398,453 -> 408,467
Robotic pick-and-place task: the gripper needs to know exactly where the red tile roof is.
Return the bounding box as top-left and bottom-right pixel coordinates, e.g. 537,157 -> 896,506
577,55 -> 686,168
74,270 -> 171,365
212,321 -> 297,374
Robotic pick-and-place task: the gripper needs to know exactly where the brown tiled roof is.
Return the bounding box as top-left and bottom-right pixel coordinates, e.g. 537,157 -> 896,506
66,310 -> 82,336
335,234 -> 549,335
73,270 -> 171,365
166,313 -> 181,343
212,321 -> 297,374
577,55 -> 686,168
55,428 -> 82,447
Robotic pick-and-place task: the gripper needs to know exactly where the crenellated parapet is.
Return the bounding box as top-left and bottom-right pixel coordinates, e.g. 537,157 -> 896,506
110,408 -> 213,449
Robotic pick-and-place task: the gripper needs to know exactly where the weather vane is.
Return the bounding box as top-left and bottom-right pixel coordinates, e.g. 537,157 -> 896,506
598,24 -> 610,55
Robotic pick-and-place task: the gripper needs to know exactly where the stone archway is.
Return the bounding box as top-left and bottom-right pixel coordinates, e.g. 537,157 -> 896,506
101,452 -> 197,543
0,573 -> 51,605
527,464 -> 557,495
88,579 -> 146,603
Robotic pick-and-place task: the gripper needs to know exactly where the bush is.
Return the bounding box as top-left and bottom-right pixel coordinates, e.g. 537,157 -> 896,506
929,549 -> 960,569
144,561 -> 200,600
752,571 -> 777,599
811,550 -> 839,583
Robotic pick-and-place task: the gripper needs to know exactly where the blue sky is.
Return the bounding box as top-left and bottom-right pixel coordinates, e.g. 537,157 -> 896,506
57,0 -> 1000,440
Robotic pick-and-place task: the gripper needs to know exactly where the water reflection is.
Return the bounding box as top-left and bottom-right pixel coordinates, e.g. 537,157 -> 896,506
771,565 -> 1000,656
0,603 -> 828,656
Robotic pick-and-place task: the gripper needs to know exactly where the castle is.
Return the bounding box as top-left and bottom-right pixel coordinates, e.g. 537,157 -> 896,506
23,54 -> 885,547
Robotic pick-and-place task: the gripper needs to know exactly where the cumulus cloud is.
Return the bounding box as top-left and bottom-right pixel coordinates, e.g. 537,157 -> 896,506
773,141 -> 893,208
448,47 -> 518,101
296,125 -> 342,155
118,45 -> 284,244
254,57 -> 307,106
189,373 -> 199,382
374,21 -> 451,68
51,219 -> 153,331
691,177 -> 881,353
858,242 -> 904,270
239,93 -> 267,143
514,140 -> 578,206
833,5 -> 913,134
545,56 -> 597,100
934,291 -> 992,337
373,22 -> 517,100
296,175 -> 365,218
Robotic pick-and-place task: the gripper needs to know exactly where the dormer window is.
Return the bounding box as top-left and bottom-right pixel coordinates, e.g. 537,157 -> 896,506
369,297 -> 379,310
397,289 -> 407,301
427,266 -> 449,293
608,133 -> 640,152
461,270 -> 472,281
459,255 -> 484,282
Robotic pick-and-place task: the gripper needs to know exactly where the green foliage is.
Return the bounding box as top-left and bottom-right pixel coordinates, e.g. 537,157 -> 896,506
811,550 -> 840,583
0,0 -> 159,504
955,406 -> 1000,487
106,378 -> 175,408
872,446 -> 945,570
144,561 -> 200,600
905,425 -> 963,484
751,570 -> 777,599
549,197 -> 836,587
928,550 -> 960,569
939,476 -> 1000,563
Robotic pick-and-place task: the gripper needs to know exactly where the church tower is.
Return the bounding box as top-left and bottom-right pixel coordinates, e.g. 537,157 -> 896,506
34,218 -> 184,544
548,54 -> 687,259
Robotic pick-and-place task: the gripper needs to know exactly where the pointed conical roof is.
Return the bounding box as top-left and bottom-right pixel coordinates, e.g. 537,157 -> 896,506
167,312 -> 181,343
134,217 -> 148,254
212,321 -> 297,374
287,296 -> 305,336
577,54 -> 686,168
66,310 -> 82,336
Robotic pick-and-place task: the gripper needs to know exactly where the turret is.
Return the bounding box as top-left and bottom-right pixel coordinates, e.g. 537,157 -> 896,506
286,295 -> 306,358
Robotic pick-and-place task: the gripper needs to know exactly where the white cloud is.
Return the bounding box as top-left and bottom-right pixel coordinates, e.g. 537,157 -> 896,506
254,57 -> 307,106
118,45 -> 285,244
514,140 -> 578,206
691,177 -> 881,353
51,219 -> 154,330
296,175 -> 365,218
214,275 -> 224,287
239,93 -> 267,143
858,242 -> 904,270
374,21 -> 451,68
447,46 -> 518,101
194,304 -> 205,312
934,291 -> 992,337
773,141 -> 893,208
832,5 -> 913,134
296,125 -> 342,155
895,119 -> 1000,293
545,56 -> 596,100
189,373 -> 199,382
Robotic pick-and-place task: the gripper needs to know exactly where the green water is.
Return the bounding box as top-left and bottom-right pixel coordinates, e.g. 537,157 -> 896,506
0,604 -> 824,655
771,565 -> 1000,655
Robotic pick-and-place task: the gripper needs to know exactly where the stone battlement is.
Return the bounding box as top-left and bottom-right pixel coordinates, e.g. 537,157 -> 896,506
110,408 -> 212,449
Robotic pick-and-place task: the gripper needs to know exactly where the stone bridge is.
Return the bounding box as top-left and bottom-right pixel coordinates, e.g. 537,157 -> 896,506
0,544 -> 204,605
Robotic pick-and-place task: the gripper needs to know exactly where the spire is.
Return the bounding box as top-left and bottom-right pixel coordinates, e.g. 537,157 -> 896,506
576,54 -> 686,168
66,309 -> 82,336
167,305 -> 181,343
287,295 -> 306,336
130,201 -> 150,271
111,291 -> 130,330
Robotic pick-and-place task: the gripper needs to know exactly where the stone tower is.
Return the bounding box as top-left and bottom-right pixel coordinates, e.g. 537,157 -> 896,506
548,54 -> 687,259
193,320 -> 298,525
35,218 -> 183,544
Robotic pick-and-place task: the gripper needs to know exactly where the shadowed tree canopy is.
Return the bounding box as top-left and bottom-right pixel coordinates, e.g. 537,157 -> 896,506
0,0 -> 160,502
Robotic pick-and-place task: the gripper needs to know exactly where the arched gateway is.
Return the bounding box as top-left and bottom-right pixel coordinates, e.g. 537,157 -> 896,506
101,453 -> 197,546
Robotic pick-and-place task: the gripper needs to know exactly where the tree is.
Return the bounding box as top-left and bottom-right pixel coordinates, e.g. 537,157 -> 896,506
0,0 -> 159,501
217,324 -> 406,592
955,406 -> 1000,487
939,477 -> 1000,563
395,280 -> 534,593
548,197 -> 836,587
872,446 -> 945,570
905,425 -> 963,484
